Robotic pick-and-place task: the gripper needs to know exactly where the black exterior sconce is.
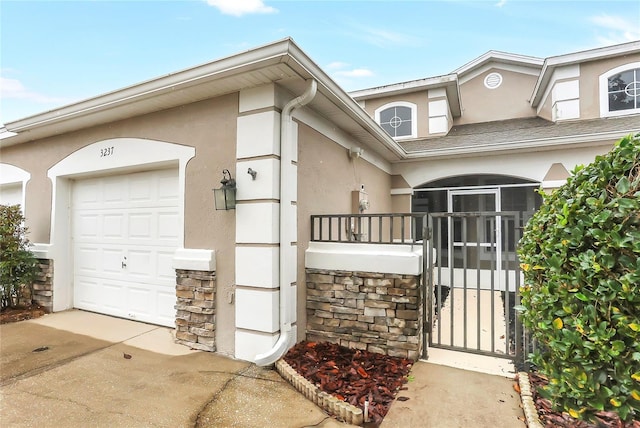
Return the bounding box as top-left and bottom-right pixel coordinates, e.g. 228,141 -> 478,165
213,169 -> 236,210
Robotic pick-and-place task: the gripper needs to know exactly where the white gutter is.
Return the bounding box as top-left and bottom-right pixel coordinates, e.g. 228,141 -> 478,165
399,128 -> 640,161
255,79 -> 318,366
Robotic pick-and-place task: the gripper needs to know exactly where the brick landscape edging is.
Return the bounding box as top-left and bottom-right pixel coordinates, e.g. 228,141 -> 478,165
276,359 -> 364,426
518,372 -> 544,428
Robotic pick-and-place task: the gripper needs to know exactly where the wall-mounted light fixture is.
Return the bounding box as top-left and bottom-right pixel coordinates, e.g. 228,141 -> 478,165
213,169 -> 236,210
247,168 -> 257,180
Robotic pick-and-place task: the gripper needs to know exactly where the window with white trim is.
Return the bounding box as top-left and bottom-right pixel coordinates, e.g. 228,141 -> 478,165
374,102 -> 417,139
599,62 -> 640,118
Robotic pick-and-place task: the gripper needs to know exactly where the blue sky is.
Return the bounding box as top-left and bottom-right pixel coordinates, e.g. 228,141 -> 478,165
1,0 -> 639,124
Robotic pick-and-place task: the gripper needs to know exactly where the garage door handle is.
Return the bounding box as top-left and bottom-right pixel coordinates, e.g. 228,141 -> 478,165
122,257 -> 127,269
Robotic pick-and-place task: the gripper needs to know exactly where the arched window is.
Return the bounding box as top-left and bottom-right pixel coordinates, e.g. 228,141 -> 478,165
599,62 -> 640,118
374,102 -> 417,139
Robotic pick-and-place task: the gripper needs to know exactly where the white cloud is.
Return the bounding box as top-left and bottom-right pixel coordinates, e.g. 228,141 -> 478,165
347,22 -> 421,48
495,0 -> 507,7
335,68 -> 374,78
590,14 -> 640,45
325,62 -> 375,89
205,0 -> 277,17
0,76 -> 70,104
325,61 -> 349,71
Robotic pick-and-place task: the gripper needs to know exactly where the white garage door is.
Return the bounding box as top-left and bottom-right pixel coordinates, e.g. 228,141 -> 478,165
72,169 -> 180,327
0,183 -> 22,207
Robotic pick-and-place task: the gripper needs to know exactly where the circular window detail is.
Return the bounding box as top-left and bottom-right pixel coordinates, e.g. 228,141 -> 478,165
484,72 -> 503,89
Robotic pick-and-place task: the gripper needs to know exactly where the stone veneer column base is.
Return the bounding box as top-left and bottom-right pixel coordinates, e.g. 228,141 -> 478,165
306,268 -> 423,360
32,259 -> 53,312
175,269 -> 216,352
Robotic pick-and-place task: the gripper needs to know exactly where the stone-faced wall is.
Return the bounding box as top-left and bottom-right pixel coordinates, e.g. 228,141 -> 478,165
32,259 -> 53,312
175,269 -> 216,352
306,268 -> 422,360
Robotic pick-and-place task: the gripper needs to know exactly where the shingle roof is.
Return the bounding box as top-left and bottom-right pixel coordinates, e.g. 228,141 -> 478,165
399,115 -> 640,154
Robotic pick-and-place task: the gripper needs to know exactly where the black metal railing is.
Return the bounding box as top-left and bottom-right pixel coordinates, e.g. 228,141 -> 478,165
310,213 -> 427,244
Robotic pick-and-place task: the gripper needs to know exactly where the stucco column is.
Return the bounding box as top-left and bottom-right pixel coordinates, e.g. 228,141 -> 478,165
234,84 -> 286,361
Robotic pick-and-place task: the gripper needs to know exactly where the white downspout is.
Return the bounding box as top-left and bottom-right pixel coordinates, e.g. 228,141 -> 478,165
255,79 -> 317,366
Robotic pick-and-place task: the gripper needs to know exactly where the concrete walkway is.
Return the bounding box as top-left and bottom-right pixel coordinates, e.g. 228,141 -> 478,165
0,310 -> 347,427
0,310 -> 524,427
381,360 -> 525,428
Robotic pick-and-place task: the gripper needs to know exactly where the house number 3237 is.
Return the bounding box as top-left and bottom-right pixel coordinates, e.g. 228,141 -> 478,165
100,146 -> 114,157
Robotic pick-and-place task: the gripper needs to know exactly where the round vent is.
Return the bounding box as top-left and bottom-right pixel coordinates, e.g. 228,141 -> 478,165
484,72 -> 503,89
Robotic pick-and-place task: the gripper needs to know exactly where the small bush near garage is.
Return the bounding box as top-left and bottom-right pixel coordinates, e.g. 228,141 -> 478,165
0,204 -> 38,310
518,133 -> 640,423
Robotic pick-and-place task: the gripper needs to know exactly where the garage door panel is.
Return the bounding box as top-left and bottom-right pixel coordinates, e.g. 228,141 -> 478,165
129,174 -> 155,203
128,250 -> 153,279
74,277 -> 101,309
76,247 -> 100,275
75,214 -> 100,240
157,291 -> 177,322
129,213 -> 153,240
104,179 -> 127,204
0,183 -> 22,206
103,214 -> 126,239
158,212 -> 180,240
128,286 -> 153,314
157,252 -> 176,281
102,282 -> 127,312
158,174 -> 179,201
102,248 -> 126,274
74,180 -> 100,206
72,168 -> 179,327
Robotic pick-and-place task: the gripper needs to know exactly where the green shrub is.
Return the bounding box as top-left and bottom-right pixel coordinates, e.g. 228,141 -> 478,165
518,133 -> 640,422
0,204 -> 38,309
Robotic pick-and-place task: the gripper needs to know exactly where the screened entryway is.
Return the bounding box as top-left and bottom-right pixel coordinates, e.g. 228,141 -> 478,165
414,174 -> 542,360
413,174 -> 542,279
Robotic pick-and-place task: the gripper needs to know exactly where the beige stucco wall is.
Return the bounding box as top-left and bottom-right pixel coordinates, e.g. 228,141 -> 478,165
360,91 -> 430,137
0,94 -> 240,355
296,122 -> 393,341
537,91 -> 554,121
392,141 -> 616,188
579,53 -> 640,119
456,68 -> 537,125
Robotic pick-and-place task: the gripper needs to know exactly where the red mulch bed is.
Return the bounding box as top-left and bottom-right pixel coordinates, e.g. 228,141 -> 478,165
0,304 -> 46,324
527,371 -> 640,428
283,341 -> 413,425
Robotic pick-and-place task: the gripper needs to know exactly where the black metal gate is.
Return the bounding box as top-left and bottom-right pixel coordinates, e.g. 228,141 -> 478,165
422,211 -> 525,362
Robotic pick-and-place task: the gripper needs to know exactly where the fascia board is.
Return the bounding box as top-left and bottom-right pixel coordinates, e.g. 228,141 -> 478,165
285,43 -> 408,160
531,40 -> 640,107
349,74 -> 458,100
401,129 -> 639,160
453,51 -> 543,76
350,75 -> 461,118
5,38 -> 296,133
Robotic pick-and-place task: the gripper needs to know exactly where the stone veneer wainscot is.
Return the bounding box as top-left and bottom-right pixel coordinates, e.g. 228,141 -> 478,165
31,259 -> 53,312
305,268 -> 423,360
175,269 -> 216,352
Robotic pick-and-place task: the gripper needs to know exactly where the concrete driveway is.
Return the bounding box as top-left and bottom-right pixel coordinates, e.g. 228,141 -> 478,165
0,310 -> 350,428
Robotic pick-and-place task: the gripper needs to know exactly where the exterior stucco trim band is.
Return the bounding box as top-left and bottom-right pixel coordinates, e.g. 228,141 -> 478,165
172,248 -> 215,271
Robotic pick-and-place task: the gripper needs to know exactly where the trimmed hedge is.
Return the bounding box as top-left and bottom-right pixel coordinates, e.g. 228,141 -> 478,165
518,133 -> 640,422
